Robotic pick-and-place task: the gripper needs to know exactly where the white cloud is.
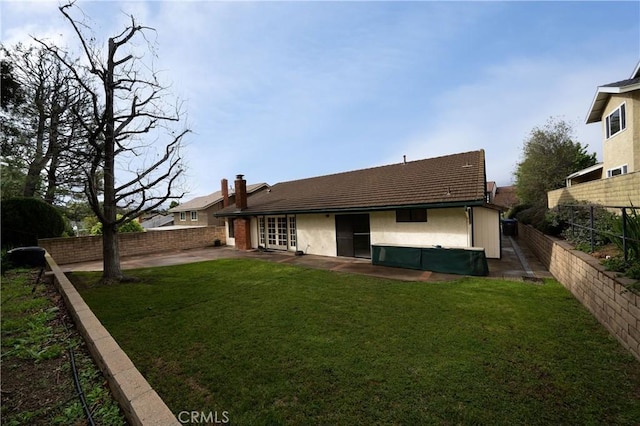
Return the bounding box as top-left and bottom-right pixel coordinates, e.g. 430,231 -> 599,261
393,54 -> 636,186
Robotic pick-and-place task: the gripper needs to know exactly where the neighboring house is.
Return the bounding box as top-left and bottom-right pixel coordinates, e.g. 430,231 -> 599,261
169,181 -> 269,227
492,185 -> 519,210
140,214 -> 174,230
486,181 -> 497,204
215,150 -> 503,259
548,61 -> 640,207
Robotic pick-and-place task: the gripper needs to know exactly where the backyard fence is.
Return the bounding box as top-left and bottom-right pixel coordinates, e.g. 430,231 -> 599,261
554,203 -> 640,262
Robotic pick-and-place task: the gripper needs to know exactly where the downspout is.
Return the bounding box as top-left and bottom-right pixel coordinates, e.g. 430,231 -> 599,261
468,207 -> 474,247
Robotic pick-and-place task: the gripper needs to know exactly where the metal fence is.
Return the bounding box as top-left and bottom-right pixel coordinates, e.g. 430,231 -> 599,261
554,204 -> 640,262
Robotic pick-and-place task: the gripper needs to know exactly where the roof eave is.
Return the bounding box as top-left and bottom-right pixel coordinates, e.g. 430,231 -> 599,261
586,83 -> 640,124
168,198 -> 223,213
215,199 -> 486,218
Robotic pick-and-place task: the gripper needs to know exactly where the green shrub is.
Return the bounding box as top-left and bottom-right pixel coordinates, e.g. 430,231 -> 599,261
550,203 -> 618,252
90,215 -> 144,235
1,198 -> 66,248
602,256 -> 628,273
611,206 -> 640,261
506,204 -> 531,220
514,205 -> 562,235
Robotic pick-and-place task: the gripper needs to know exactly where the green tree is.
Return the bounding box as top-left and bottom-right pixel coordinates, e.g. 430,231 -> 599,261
0,44 -> 91,204
90,215 -> 144,235
514,117 -> 597,208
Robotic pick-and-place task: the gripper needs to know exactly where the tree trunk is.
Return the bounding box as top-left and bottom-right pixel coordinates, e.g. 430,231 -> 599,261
44,152 -> 59,204
23,101 -> 47,197
101,37 -> 123,281
102,221 -> 123,281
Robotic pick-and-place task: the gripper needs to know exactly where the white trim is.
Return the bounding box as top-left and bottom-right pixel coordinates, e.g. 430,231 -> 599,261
632,61 -> 640,79
179,212 -> 186,221
607,164 -> 628,178
586,83 -> 640,124
190,211 -> 198,221
566,163 -> 604,187
605,102 -> 626,139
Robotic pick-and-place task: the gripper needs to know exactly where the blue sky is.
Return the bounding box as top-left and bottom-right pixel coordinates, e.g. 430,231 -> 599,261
2,1 -> 639,200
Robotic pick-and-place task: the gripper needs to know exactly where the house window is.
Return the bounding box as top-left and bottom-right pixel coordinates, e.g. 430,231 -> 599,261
606,103 -> 626,139
277,217 -> 288,246
607,164 -> 628,178
258,217 -> 266,246
179,212 -> 186,221
289,216 -> 297,247
396,208 -> 427,223
191,211 -> 198,221
228,219 -> 235,238
267,217 -> 277,245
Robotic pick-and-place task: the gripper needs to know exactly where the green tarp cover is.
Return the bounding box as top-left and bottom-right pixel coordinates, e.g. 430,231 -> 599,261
372,245 -> 489,276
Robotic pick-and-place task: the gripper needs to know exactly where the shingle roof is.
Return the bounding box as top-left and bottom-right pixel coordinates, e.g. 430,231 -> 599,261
492,186 -> 519,210
169,183 -> 268,212
217,150 -> 487,216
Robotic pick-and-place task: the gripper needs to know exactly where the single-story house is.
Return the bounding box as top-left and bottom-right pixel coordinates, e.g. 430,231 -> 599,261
169,180 -> 269,227
215,150 -> 502,261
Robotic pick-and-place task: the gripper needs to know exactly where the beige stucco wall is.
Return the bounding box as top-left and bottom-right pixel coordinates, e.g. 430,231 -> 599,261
173,202 -> 226,227
369,208 -> 470,248
472,206 -> 501,259
297,214 -> 338,257
602,92 -> 640,175
228,208 -> 500,259
548,171 -> 640,208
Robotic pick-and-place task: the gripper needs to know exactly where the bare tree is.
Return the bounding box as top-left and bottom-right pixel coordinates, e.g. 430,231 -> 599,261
37,1 -> 189,281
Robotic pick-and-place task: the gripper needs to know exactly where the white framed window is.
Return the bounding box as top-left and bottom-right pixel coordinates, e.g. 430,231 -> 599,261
191,211 -> 198,221
258,217 -> 266,246
607,164 -> 628,178
605,103 -> 626,139
396,208 -> 427,223
179,212 -> 186,221
289,216 -> 297,248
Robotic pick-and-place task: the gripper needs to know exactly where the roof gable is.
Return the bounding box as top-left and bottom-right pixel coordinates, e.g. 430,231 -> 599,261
217,150 -> 487,216
586,61 -> 640,124
169,183 -> 269,212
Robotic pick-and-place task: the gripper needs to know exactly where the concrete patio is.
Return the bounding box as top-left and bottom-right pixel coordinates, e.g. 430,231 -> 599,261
61,235 -> 552,283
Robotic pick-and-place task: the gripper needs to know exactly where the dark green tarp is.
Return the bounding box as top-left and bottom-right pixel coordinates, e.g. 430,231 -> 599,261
372,245 -> 489,276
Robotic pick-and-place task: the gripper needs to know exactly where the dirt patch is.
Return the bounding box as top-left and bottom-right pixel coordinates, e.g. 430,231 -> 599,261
1,269 -> 127,425
590,244 -> 622,259
1,356 -> 74,422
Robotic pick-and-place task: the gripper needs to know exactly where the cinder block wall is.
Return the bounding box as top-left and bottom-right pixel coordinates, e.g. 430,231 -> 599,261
547,172 -> 640,208
39,226 -> 226,265
518,223 -> 640,361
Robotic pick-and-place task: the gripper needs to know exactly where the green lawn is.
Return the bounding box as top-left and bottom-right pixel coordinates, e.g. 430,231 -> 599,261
74,259 -> 640,425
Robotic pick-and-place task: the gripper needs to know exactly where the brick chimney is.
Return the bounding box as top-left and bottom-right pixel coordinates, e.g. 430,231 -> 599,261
221,178 -> 229,207
233,174 -> 251,250
235,174 -> 247,210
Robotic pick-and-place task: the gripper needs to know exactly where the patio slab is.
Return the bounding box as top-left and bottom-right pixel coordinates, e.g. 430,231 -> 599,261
62,235 -> 550,282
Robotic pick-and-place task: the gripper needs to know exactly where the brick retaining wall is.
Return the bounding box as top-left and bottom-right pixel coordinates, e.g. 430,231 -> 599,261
39,226 -> 226,265
518,222 -> 640,361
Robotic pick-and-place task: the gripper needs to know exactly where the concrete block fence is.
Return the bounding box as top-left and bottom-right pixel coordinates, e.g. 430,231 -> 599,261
39,226 -> 225,265
518,222 -> 640,361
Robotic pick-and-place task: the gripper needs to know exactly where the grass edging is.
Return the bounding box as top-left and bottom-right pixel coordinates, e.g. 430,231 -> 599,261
45,252 -> 180,426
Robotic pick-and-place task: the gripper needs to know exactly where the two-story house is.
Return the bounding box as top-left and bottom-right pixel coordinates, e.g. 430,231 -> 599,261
169,180 -> 269,227
548,61 -> 640,208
